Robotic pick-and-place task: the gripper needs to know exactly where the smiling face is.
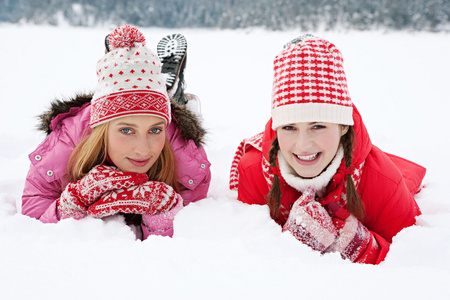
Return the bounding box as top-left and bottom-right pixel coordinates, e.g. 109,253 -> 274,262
277,122 -> 348,179
107,115 -> 166,173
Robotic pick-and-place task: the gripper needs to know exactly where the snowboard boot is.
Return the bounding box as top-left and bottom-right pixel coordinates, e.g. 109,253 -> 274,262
283,34 -> 315,49
104,34 -> 111,53
157,34 -> 188,105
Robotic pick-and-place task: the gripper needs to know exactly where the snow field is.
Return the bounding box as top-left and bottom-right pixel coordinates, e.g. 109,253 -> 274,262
0,25 -> 449,299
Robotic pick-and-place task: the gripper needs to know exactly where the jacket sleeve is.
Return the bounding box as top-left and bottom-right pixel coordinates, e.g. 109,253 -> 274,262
21,114 -> 83,223
177,141 -> 211,205
362,231 -> 390,264
346,229 -> 390,265
236,149 -> 268,206
167,122 -> 211,206
341,218 -> 390,264
361,151 -> 422,244
21,161 -> 62,223
385,152 -> 426,195
341,147 -> 422,264
366,177 -> 420,242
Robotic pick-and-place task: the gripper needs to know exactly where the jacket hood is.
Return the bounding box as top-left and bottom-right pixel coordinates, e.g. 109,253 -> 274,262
349,104 -> 372,172
37,93 -> 92,135
37,93 -> 206,146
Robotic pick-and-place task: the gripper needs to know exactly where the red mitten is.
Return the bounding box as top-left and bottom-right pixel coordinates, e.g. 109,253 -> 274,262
57,165 -> 148,219
282,187 -> 337,252
331,214 -> 381,263
87,181 -> 178,218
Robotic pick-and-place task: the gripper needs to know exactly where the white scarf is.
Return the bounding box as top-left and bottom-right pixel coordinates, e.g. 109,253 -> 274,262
278,146 -> 344,197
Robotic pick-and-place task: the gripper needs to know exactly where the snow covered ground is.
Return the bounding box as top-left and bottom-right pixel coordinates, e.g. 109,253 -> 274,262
1,25 -> 449,299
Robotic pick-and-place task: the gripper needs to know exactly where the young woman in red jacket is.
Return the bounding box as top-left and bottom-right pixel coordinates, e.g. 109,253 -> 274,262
229,35 -> 426,264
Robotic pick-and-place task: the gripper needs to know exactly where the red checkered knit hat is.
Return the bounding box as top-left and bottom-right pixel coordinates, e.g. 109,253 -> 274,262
271,35 -> 353,130
90,25 -> 170,128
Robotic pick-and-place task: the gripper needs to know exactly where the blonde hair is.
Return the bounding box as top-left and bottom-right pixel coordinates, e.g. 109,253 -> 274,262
67,124 -> 108,182
67,123 -> 179,193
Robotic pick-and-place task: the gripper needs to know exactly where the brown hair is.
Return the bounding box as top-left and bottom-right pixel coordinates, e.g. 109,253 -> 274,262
267,126 -> 364,221
67,123 -> 179,193
341,127 -> 364,221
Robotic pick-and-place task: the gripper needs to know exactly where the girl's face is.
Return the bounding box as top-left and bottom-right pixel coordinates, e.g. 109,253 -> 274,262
107,115 -> 166,173
277,122 -> 348,179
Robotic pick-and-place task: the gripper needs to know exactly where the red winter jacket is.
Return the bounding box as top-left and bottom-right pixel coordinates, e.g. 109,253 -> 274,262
231,105 -> 425,264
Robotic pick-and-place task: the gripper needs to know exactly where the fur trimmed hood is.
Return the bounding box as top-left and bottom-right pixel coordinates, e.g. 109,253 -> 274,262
37,93 -> 206,146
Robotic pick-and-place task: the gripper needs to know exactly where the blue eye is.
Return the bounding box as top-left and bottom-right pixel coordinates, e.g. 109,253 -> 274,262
312,124 -> 326,130
120,128 -> 133,134
150,128 -> 162,134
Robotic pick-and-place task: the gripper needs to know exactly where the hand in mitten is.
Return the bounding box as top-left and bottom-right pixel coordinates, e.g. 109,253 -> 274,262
142,196 -> 183,234
331,214 -> 381,263
282,186 -> 337,252
87,181 -> 178,218
57,165 -> 148,219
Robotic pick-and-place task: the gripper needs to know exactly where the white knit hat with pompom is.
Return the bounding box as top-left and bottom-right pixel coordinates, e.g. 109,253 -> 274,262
90,25 -> 170,128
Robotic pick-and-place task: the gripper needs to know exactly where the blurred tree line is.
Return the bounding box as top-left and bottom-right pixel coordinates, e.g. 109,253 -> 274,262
1,0 -> 448,31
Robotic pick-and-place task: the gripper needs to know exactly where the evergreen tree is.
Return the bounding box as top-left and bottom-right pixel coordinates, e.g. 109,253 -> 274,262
0,0 -> 448,31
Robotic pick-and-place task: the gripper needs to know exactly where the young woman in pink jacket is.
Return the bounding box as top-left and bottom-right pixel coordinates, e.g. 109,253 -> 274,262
230,35 -> 425,264
22,25 -> 211,240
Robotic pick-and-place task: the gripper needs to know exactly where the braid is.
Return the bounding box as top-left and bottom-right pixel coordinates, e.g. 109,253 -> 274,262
266,127 -> 365,221
267,137 -> 282,220
341,126 -> 365,221
341,127 -> 354,169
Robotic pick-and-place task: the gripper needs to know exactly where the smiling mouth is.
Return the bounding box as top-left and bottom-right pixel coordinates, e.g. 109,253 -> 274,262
294,153 -> 320,161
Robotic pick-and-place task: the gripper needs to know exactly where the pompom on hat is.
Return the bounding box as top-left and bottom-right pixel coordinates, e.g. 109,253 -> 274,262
271,34 -> 354,130
90,25 -> 171,128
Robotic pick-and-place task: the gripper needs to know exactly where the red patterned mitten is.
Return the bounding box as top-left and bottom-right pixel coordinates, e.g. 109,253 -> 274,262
57,164 -> 148,219
282,187 -> 337,252
331,214 -> 381,263
87,181 -> 178,218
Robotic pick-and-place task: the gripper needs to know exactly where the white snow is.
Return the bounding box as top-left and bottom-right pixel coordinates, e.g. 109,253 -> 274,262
1,25 -> 450,299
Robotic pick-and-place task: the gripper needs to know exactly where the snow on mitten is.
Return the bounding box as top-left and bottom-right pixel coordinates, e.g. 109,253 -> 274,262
282,186 -> 337,252
331,214 -> 381,263
87,181 -> 178,218
57,164 -> 148,219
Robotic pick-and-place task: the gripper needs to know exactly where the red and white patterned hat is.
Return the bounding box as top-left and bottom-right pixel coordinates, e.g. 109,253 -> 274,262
90,25 -> 170,128
271,35 -> 353,130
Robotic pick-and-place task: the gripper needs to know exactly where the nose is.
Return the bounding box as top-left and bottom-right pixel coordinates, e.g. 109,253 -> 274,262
294,130 -> 313,150
133,133 -> 151,157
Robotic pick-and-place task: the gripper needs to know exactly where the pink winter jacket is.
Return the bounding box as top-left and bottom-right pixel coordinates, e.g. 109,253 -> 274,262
22,95 -> 211,239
